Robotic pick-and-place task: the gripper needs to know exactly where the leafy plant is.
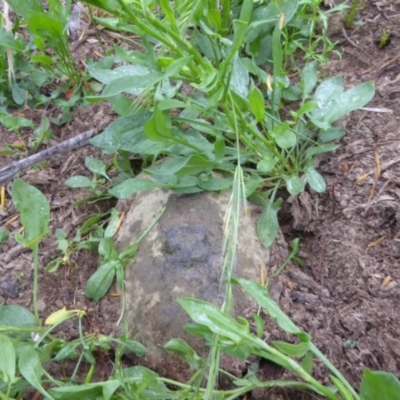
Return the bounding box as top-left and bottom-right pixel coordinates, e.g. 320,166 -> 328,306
11,179 -> 50,322
344,0 -> 366,29
83,0 -> 374,248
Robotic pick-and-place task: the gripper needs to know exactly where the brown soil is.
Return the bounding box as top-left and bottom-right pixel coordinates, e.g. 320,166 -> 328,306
0,1 -> 399,399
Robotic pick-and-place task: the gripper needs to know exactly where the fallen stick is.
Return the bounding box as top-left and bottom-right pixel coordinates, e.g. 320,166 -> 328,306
0,130 -> 95,185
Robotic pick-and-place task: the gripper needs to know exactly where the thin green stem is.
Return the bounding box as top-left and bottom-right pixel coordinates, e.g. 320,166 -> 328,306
33,246 -> 40,324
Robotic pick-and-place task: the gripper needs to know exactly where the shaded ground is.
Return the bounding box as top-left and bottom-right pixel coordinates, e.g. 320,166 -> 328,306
0,1 -> 399,398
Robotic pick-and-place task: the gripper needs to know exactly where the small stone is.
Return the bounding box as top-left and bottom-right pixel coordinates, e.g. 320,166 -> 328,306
0,278 -> 19,298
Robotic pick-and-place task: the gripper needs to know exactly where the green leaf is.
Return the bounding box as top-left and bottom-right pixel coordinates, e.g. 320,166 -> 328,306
256,198 -> 282,248
12,180 -> 50,247
230,57 -> 250,98
101,73 -> 162,98
0,28 -> 24,51
19,345 -> 53,400
109,94 -> 135,116
234,279 -> 302,335
249,86 -> 265,122
120,339 -> 146,358
257,157 -> 277,172
305,144 -> 339,159
297,101 -> 317,117
310,78 -> 375,130
304,166 -> 326,193
360,369 -> 400,400
0,305 -> 36,330
65,176 -> 94,188
319,127 -> 345,143
0,229 -> 9,244
109,178 -> 162,198
272,24 -> 283,77
253,314 -> 265,339
300,61 -> 318,99
284,176 -> 305,195
197,177 -> 232,191
275,129 -> 296,149
49,381 -> 119,400
85,157 -> 109,180
164,339 -> 205,370
0,334 -> 16,383
272,340 -> 310,357
301,352 -> 314,374
98,237 -> 118,260
177,298 -> 250,344
89,113 -> 156,154
85,261 -> 117,301
147,155 -> 214,177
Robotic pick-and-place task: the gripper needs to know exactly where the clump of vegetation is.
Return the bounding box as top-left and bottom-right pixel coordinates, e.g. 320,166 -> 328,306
344,0 -> 366,29
2,0 -> 398,399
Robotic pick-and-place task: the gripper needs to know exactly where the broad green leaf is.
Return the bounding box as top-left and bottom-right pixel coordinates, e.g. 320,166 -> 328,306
49,381 -> 119,400
284,176 -> 305,195
12,180 -> 50,246
197,177 -> 232,191
0,305 -> 36,329
164,56 -> 193,77
249,86 -> 265,122
282,85 -> 302,101
0,28 -> 24,51
11,84 -> 26,105
272,340 -> 310,357
27,12 -> 64,39
164,338 -> 205,370
304,166 -> 326,193
310,78 -> 375,130
147,156 -> 214,177
234,279 -> 302,334
120,339 -> 146,358
256,198 -> 282,248
230,57 -> 250,98
109,178 -> 162,198
121,366 -> 172,398
305,144 -> 339,159
300,61 -> 318,99
85,260 -> 118,301
109,94 -> 135,116
144,116 -> 172,142
0,334 -> 16,383
360,369 -> 400,400
297,101 -> 317,116
85,157 -> 109,180
98,237 -> 118,260
19,346 -> 53,400
88,64 -> 149,86
101,73 -> 162,98
275,129 -> 296,149
319,127 -> 345,143
177,298 -> 250,343
90,113 -> 162,155
257,157 -> 277,172
65,176 -> 94,188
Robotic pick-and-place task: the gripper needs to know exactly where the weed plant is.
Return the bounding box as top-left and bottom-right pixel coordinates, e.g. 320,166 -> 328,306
1,0 -> 396,399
